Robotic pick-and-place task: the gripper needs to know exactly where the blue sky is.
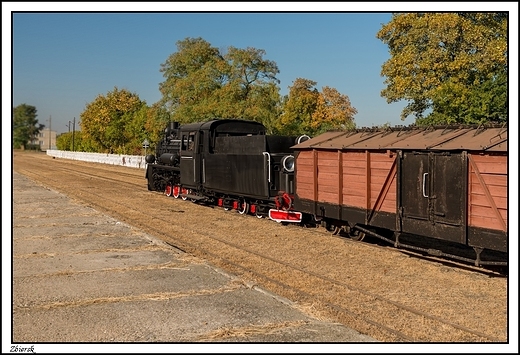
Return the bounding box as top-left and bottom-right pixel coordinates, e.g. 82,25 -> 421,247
6,3 -> 517,136
10,11 -> 402,134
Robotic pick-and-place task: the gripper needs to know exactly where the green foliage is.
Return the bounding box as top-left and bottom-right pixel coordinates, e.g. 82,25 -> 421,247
377,12 -> 507,124
159,37 -> 225,122
13,103 -> 42,149
80,87 -> 147,153
122,105 -> 150,155
143,103 -> 172,152
158,37 -> 282,127
417,72 -> 507,125
56,131 -> 88,152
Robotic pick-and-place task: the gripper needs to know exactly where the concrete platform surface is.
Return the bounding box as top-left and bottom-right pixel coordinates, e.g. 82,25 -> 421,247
8,172 -> 378,352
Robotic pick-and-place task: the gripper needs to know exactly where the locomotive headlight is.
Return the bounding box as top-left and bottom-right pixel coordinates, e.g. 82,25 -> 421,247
295,135 -> 311,144
282,155 -> 295,172
145,154 -> 156,164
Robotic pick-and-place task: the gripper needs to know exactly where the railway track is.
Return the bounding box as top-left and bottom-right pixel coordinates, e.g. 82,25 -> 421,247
12,152 -> 508,342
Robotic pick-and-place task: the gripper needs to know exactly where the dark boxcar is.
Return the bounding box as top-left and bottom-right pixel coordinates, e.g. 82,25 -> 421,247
292,125 -> 508,266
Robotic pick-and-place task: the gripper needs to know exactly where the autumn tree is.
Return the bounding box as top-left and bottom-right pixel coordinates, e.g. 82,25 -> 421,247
80,87 -> 147,153
13,103 -> 42,149
277,78 -> 357,136
158,37 -> 281,129
312,86 -> 357,133
377,12 -> 507,124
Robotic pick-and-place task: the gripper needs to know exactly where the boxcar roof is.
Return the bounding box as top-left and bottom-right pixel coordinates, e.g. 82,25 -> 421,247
292,125 -> 508,152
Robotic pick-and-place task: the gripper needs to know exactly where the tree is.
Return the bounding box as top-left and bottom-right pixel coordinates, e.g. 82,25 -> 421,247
377,12 -> 507,124
158,37 -> 281,127
159,37 -> 225,123
80,87 -> 146,153
143,103 -> 174,152
277,78 -> 357,136
215,46 -> 281,126
13,104 -> 42,149
56,131 -> 86,151
122,104 -> 150,155
312,86 -> 357,133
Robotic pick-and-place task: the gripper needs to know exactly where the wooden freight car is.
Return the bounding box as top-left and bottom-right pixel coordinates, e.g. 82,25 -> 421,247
292,124 -> 508,266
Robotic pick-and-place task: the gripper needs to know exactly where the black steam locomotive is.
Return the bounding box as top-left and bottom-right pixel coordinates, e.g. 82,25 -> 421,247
145,119 -> 309,222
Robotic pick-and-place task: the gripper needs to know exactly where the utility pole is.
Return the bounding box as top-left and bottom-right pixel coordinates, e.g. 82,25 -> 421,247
48,115 -> 52,150
72,117 -> 75,152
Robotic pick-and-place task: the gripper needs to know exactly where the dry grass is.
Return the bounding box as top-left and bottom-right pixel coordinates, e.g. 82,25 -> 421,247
13,151 -> 508,342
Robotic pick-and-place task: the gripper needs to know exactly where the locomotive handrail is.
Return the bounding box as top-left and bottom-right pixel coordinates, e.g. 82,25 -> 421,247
263,152 -> 271,182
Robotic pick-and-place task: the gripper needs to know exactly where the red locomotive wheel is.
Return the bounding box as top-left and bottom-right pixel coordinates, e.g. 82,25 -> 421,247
238,200 -> 250,215
181,188 -> 189,201
173,185 -> 180,199
165,184 -> 173,197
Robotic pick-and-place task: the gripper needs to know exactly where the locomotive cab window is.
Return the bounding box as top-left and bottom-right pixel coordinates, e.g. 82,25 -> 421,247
181,132 -> 196,151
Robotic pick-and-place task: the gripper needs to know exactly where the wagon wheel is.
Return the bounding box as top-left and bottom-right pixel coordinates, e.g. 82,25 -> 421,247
349,229 -> 366,242
324,222 -> 337,233
172,185 -> 181,199
238,200 -> 250,215
332,226 -> 342,235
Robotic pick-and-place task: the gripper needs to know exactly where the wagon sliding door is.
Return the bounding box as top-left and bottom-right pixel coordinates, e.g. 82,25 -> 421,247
400,151 -> 466,244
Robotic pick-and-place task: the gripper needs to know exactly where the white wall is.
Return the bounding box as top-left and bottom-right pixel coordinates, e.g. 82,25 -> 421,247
46,150 -> 147,169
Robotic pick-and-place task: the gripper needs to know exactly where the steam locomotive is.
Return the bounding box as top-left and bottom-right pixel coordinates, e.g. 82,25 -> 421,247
145,119 -> 310,223
146,119 -> 508,268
